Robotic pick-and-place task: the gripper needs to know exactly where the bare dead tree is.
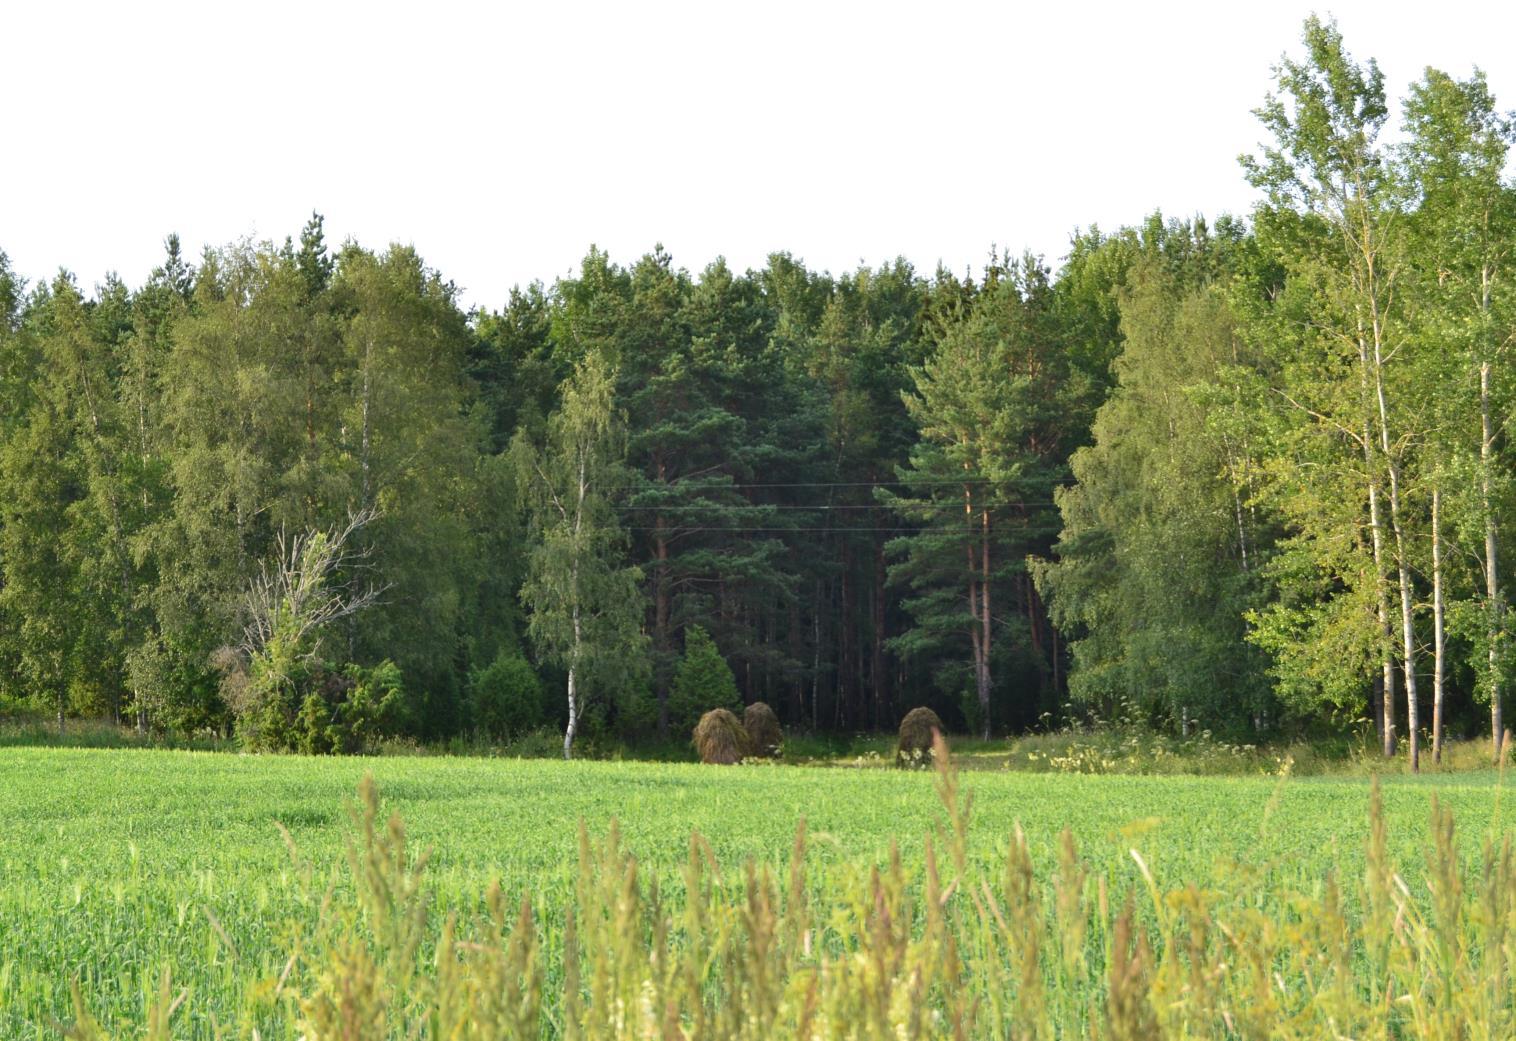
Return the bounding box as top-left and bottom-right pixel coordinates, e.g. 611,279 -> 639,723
237,508 -> 388,666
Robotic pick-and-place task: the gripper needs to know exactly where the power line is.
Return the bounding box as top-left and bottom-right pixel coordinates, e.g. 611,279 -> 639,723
617,502 -> 1060,511
622,526 -> 1051,534
638,478 -> 1023,489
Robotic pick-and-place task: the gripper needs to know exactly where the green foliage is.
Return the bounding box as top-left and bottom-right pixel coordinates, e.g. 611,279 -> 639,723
341,660 -> 413,746
467,650 -> 545,739
238,658 -> 413,755
1036,228 -> 1271,733
514,351 -> 649,757
296,692 -> 335,755
5,15 -> 1516,761
884,259 -> 1073,737
667,625 -> 741,736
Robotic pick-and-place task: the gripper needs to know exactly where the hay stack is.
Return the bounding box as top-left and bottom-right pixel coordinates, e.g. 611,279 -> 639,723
693,708 -> 750,765
742,702 -> 783,758
896,706 -> 945,768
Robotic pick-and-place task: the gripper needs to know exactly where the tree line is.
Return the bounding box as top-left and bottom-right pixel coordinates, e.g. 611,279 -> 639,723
0,18 -> 1511,766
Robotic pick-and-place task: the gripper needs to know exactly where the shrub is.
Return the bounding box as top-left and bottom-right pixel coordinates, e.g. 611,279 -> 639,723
743,701 -> 783,758
468,651 -> 545,740
232,657 -> 413,755
897,706 -> 945,768
339,660 -> 412,749
296,693 -> 336,755
0,691 -> 41,723
667,625 -> 741,735
611,680 -> 660,741
693,707 -> 749,764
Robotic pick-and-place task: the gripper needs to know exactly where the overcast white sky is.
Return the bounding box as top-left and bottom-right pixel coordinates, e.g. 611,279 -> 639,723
2,1 -> 1513,311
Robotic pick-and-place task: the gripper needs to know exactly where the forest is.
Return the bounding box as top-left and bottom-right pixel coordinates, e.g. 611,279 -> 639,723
0,19 -> 1511,771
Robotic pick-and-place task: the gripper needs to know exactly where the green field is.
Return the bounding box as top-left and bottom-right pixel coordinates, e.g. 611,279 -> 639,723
1,747 -> 1511,1038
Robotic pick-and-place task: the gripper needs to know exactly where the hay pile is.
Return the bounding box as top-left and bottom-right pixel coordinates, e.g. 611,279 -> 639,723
693,708 -> 750,765
742,702 -> 783,758
896,706 -> 945,768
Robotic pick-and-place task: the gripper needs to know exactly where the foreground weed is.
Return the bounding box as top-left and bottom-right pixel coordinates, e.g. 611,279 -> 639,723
54,737 -> 1516,1038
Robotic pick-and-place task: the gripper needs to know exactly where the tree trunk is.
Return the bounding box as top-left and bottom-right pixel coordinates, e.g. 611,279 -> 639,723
1027,574 -> 1043,659
564,453 -> 586,761
1350,217 -> 1401,762
1373,344 -> 1418,771
788,595 -> 803,724
1483,360 -> 1504,764
1233,486 -> 1250,573
1389,494 -> 1419,773
811,578 -> 822,732
563,658 -> 579,760
1371,670 -> 1384,751
966,561 -> 985,736
872,536 -> 887,729
978,507 -> 992,740
1052,622 -> 1062,698
1365,448 -> 1396,757
1432,487 -> 1446,765
564,558 -> 582,760
839,547 -> 852,730
654,522 -> 670,737
360,336 -> 373,512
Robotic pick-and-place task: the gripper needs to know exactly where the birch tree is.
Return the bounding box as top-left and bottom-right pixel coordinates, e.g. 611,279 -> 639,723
1036,230 -> 1271,734
1243,16 -> 1425,767
513,352 -> 646,758
1402,68 -> 1516,764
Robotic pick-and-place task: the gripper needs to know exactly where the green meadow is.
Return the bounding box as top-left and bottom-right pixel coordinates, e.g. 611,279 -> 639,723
2,747 -> 1511,1038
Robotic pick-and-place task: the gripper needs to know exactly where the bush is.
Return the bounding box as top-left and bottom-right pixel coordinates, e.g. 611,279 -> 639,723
234,657 -> 413,755
609,677 -> 660,741
468,651 -> 545,740
743,702 -> 783,758
0,691 -> 41,723
693,708 -> 749,764
296,693 -> 336,755
667,626 -> 741,736
339,660 -> 413,749
896,706 -> 945,768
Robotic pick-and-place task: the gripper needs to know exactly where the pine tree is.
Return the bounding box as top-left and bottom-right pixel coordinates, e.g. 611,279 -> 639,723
884,259 -> 1071,738
667,624 -> 741,737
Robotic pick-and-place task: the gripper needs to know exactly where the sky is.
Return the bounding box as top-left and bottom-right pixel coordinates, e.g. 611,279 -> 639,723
2,0 -> 1513,311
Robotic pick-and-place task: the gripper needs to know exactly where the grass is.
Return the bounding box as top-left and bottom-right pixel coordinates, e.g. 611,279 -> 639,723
4,743 -> 1516,1037
10,710 -> 1505,776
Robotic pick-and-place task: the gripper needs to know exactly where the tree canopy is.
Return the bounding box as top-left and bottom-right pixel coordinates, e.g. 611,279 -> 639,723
2,19 -> 1513,770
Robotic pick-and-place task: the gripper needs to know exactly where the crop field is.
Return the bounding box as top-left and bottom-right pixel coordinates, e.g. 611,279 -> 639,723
2,747 -> 1514,1038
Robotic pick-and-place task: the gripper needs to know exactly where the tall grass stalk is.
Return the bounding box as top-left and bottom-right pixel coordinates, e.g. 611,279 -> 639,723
62,734 -> 1516,1039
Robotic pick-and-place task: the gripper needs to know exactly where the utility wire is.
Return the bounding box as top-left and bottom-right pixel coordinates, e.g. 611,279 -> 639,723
622,526 -> 1051,533
640,478 -> 1015,489
617,502 -> 1060,511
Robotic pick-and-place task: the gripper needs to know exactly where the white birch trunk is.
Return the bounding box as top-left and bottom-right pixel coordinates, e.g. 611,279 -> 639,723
1432,487 -> 1445,764
564,448 -> 588,760
564,618 -> 580,760
1365,448 -> 1396,756
1483,359 -> 1504,763
1368,298 -> 1419,772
